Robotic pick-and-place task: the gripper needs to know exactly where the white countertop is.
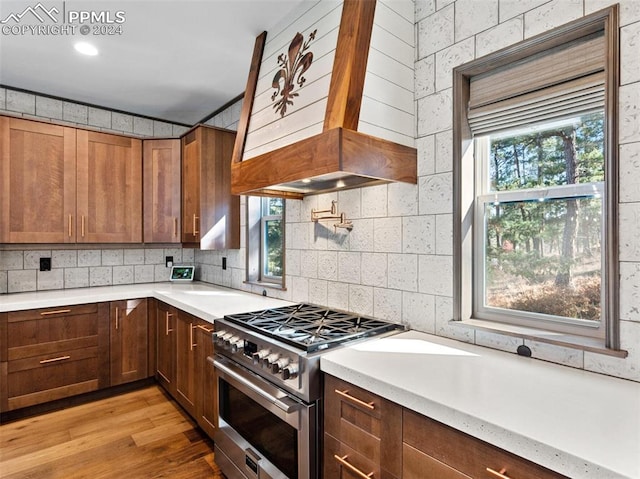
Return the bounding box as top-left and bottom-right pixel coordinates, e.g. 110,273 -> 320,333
0,282 -> 292,322
321,330 -> 640,479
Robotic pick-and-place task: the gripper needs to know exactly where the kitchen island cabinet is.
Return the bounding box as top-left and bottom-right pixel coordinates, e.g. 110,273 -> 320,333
181,125 -> 239,249
0,116 -> 76,243
0,303 -> 110,412
109,298 -> 149,386
143,139 -> 181,243
76,130 -> 142,243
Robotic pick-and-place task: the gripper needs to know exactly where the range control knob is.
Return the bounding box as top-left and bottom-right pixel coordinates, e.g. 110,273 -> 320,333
223,335 -> 238,346
215,332 -> 231,347
252,349 -> 271,365
282,362 -> 299,380
230,338 -> 244,353
271,357 -> 290,374
263,353 -> 280,369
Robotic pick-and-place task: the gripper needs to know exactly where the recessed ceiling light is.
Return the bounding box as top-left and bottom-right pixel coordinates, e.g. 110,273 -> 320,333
74,42 -> 98,56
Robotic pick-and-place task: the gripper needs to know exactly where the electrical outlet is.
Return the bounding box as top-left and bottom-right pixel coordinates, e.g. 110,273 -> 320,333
166,256 -> 174,268
40,257 -> 51,271
222,257 -> 227,270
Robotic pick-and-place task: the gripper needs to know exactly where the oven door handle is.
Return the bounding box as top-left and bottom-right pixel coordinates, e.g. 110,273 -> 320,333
212,358 -> 302,414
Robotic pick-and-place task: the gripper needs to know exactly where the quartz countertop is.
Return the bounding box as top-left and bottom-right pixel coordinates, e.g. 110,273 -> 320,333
0,282 -> 292,322
321,330 -> 640,479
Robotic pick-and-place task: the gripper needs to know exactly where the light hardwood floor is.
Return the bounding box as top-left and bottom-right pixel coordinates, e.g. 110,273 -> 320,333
0,385 -> 224,479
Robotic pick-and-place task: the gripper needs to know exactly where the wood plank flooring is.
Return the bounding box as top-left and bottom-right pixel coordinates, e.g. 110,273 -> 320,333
0,385 -> 224,479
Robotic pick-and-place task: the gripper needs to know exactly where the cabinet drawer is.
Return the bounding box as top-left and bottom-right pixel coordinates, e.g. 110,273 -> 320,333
403,443 -> 471,479
403,409 -> 567,479
324,433 -> 398,479
7,349 -> 99,410
8,303 -> 97,322
324,374 -> 402,477
8,304 -> 99,351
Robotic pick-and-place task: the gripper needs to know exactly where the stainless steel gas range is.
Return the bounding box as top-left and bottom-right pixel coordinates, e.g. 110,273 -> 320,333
208,303 -> 403,479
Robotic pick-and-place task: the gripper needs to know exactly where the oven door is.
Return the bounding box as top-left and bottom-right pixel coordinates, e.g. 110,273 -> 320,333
211,355 -> 317,479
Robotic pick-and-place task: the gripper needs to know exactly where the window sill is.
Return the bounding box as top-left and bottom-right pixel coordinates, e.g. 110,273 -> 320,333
243,280 -> 286,292
452,318 -> 628,358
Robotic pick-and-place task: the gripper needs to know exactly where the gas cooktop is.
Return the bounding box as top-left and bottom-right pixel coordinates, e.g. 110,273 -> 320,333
223,303 -> 404,353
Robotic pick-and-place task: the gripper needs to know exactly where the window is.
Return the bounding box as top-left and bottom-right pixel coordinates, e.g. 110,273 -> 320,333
453,7 -> 620,349
247,196 -> 285,286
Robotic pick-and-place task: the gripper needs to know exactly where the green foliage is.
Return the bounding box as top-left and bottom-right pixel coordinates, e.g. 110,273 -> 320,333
483,111 -> 605,320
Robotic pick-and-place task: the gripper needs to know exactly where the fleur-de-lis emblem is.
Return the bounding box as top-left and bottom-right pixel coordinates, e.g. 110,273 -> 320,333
271,29 -> 317,117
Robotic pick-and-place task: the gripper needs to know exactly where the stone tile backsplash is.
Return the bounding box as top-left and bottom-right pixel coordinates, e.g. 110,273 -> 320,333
0,248 -> 194,294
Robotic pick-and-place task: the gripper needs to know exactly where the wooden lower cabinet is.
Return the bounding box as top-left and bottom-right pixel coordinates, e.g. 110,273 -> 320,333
324,374 -> 567,479
154,301 -> 217,438
1,303 -> 110,412
109,299 -> 149,386
196,321 -> 217,437
324,374 -> 402,479
403,409 -> 567,479
175,309 -> 199,416
155,300 -> 177,395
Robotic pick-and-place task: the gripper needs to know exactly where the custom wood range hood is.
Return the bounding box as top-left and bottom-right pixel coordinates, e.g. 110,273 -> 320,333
231,0 -> 417,199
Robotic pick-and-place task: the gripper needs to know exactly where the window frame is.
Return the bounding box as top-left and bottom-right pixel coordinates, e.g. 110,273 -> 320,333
452,6 -> 620,350
246,196 -> 286,288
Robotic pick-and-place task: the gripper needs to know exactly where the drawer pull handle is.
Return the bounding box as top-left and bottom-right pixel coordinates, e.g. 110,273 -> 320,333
197,325 -> 214,333
334,455 -> 374,479
40,355 -> 71,364
190,323 -> 197,350
335,389 -> 375,410
40,309 -> 71,316
166,312 -> 174,335
115,307 -> 120,330
486,467 -> 510,478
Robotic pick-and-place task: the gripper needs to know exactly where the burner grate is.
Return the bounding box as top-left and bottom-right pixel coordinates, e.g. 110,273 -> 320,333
223,303 -> 402,352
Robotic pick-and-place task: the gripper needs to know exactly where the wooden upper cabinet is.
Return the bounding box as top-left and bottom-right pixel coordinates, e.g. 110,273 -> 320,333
143,139 -> 181,243
181,125 -> 239,249
76,130 -> 142,243
0,116 -> 77,243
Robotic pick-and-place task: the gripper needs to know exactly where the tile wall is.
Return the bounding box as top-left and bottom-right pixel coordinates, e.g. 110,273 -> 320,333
198,0 -> 640,383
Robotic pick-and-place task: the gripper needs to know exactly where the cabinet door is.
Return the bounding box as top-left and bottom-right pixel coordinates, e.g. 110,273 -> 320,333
155,301 -> 176,395
196,321 -> 216,438
76,130 -> 142,243
1,312 -> 7,412
175,310 -> 198,416
0,116 -> 76,243
110,299 -> 148,386
199,127 -> 239,250
143,139 -> 181,243
181,129 -> 201,243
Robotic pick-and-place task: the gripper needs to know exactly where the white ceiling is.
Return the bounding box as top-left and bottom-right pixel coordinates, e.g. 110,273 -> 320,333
0,0 -> 307,125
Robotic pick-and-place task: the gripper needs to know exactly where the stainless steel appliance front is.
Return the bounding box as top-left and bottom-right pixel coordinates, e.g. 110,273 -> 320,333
212,355 -> 317,479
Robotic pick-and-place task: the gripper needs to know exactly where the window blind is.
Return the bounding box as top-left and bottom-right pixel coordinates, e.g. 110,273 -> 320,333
468,31 -> 605,136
